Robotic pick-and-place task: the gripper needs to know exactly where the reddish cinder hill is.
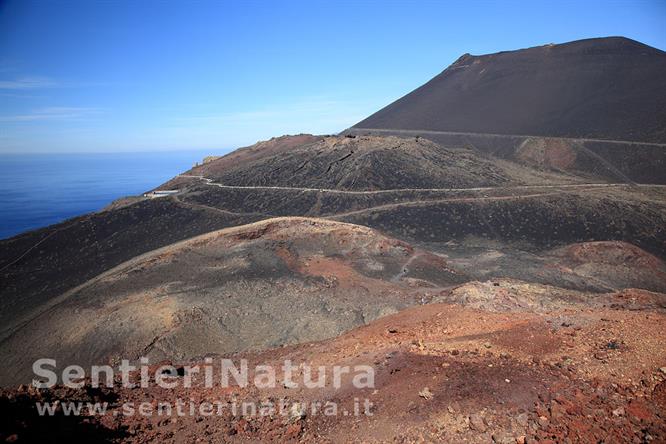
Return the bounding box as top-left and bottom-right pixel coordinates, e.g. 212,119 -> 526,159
552,241 -> 666,292
0,218 -> 465,386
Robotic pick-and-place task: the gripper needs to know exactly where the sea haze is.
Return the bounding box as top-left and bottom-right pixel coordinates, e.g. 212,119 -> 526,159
0,150 -> 218,239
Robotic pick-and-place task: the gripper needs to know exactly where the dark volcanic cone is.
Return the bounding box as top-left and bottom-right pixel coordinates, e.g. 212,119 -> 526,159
354,37 -> 666,143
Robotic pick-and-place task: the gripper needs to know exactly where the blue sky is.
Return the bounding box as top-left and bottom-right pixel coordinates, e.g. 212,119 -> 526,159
1,0 -> 665,154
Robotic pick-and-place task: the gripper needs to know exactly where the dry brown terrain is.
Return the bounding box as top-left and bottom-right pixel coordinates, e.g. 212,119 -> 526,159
2,294 -> 665,443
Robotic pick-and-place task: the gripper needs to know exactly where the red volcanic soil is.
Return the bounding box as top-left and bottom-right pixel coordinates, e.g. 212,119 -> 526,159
516,138 -> 578,170
559,241 -> 666,269
2,301 -> 665,443
552,241 -> 666,293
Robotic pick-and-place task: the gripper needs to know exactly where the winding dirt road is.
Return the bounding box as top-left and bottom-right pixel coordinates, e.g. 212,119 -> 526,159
347,127 -> 666,148
177,174 -> 663,195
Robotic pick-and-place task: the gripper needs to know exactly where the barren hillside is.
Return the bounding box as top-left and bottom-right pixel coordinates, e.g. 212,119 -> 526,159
354,37 -> 666,143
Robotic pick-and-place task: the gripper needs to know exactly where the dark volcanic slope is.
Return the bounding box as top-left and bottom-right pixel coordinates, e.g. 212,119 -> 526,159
354,37 -> 666,143
193,134 -> 320,176
0,198 -> 261,337
166,135 -> 582,190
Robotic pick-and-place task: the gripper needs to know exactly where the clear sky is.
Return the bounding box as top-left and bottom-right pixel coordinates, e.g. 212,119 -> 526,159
1,0 -> 665,154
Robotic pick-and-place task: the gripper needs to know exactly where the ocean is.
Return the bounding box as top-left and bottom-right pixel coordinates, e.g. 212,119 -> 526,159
0,150 -> 219,240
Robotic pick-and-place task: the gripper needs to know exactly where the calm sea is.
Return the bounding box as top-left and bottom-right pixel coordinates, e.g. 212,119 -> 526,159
0,150 -> 219,240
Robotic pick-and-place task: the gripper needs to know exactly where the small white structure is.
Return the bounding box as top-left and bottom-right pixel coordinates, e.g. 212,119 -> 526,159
143,190 -> 179,198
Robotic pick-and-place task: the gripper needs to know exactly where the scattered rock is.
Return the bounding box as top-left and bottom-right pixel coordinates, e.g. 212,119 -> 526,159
285,422 -> 302,439
606,340 -> 621,350
234,419 -> 249,434
550,402 -> 566,421
516,412 -> 529,427
418,387 -> 433,400
612,407 -> 625,417
289,402 -> 306,421
492,432 -> 515,444
469,413 -> 487,432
